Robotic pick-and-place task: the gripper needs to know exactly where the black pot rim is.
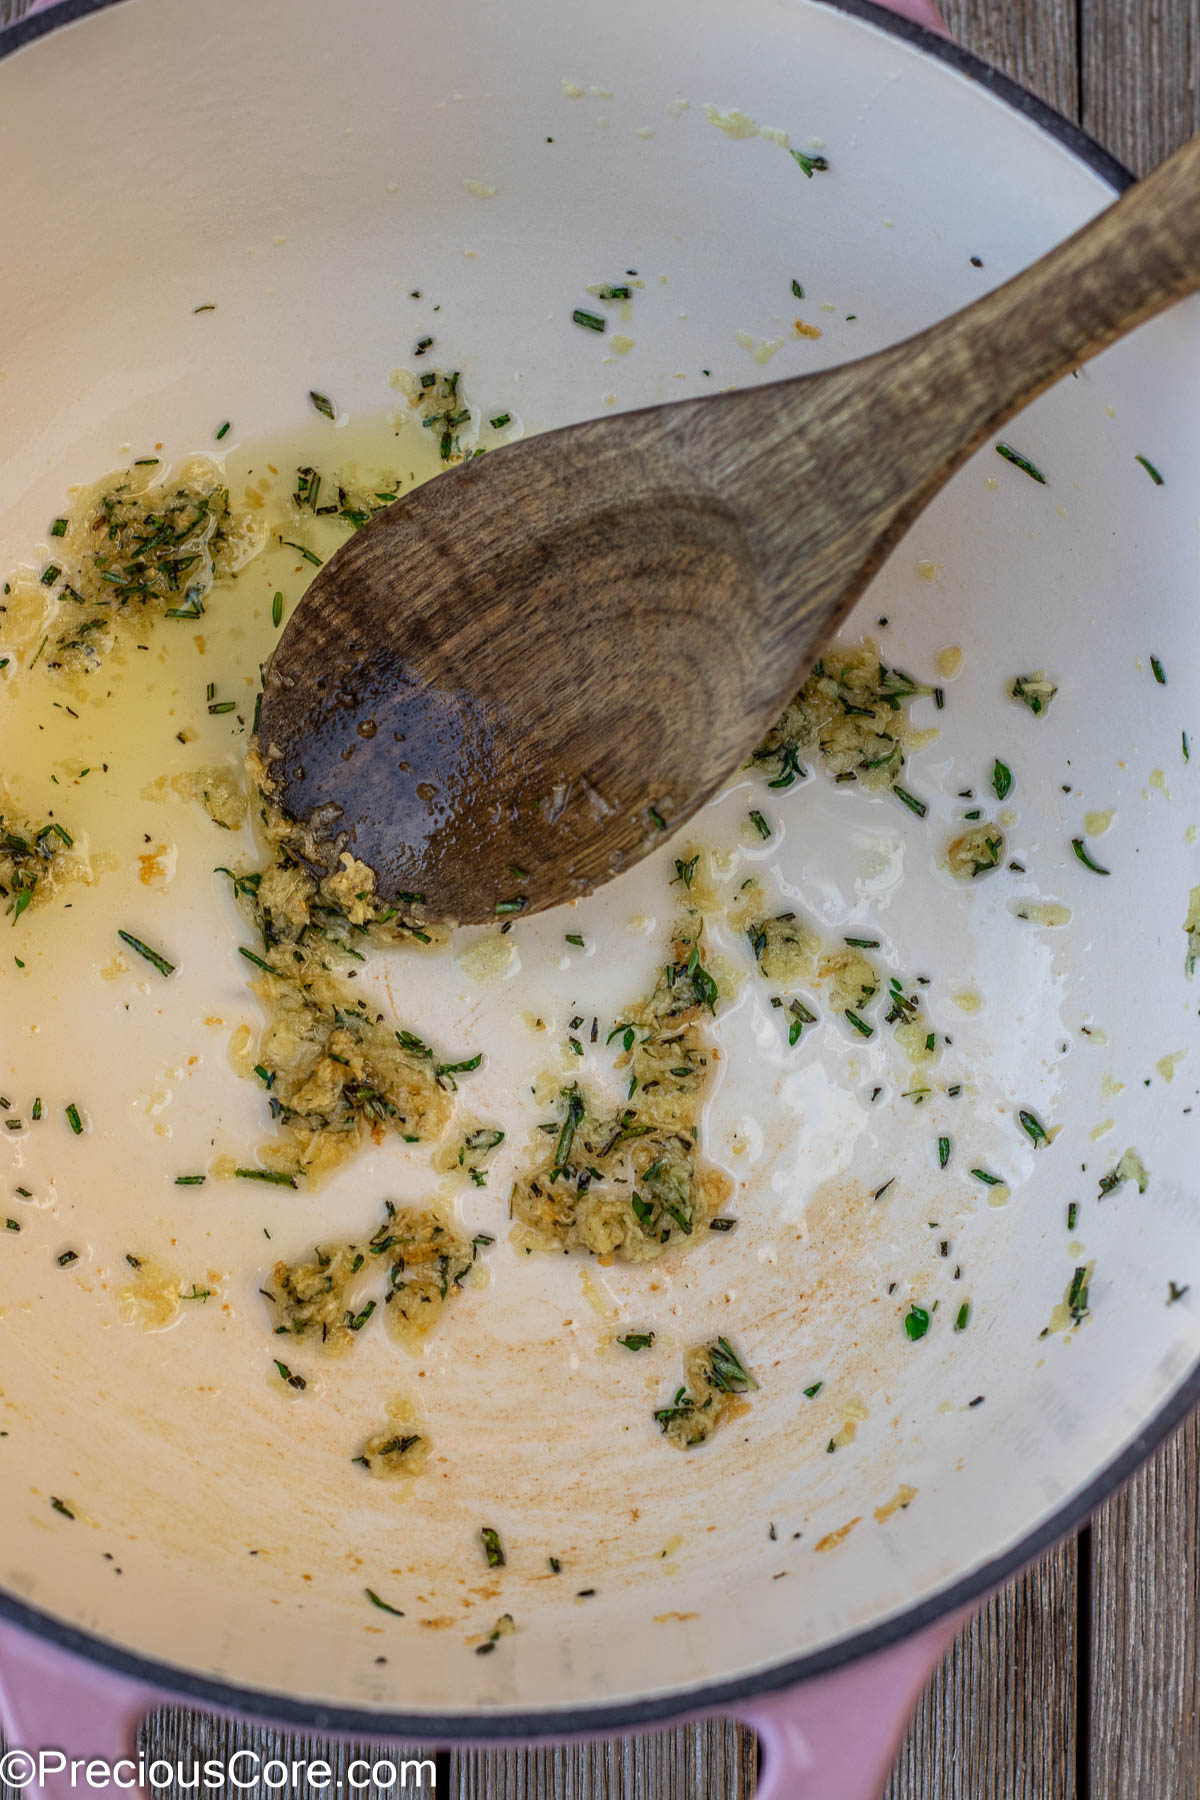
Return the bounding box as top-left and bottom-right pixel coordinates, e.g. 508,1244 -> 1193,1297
0,0 -> 1177,1747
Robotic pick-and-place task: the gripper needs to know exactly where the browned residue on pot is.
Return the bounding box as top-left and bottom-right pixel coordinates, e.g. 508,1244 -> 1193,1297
814,1516 -> 861,1552
874,1484 -> 918,1523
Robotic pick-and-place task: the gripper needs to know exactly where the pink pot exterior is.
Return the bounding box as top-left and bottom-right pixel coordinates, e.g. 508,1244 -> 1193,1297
0,1624 -> 162,1799
0,1611 -> 968,1800
736,1613 -> 967,1797
870,0 -> 952,35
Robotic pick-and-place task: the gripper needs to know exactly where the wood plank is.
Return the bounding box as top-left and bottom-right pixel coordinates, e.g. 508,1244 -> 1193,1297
887,1545 -> 1080,1800
1090,1410 -> 1200,1799
940,0 -> 1079,119
450,1723 -> 756,1798
142,1711 -> 450,1799
1068,10 -> 1200,1798
1081,0 -> 1200,173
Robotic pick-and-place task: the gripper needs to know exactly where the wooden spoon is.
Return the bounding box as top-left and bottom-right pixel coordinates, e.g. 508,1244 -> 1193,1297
260,131 -> 1200,924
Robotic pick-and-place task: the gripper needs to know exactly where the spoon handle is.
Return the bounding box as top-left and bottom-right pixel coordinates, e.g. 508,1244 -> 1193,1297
701,128 -> 1200,642
889,124 -> 1200,447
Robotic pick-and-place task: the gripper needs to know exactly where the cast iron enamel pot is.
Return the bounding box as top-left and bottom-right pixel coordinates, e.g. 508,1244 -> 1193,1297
0,1 -> 1197,1795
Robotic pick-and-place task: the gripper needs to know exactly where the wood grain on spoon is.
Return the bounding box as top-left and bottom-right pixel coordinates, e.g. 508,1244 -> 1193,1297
260,130 -> 1200,924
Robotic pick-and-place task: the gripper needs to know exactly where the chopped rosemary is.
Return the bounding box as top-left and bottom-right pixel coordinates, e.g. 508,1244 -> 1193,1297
489,413 -> 512,430
271,590 -> 284,628
970,1168 -> 1003,1186
435,1052 -> 483,1090
707,1337 -> 757,1392
572,309 -> 606,332
1067,1265 -> 1089,1320
57,1249 -> 79,1266
65,1103 -> 83,1135
996,443 -> 1046,483
1010,674 -> 1057,716
955,1302 -> 970,1331
364,1588 -> 405,1616
748,809 -> 771,839
1151,656 -> 1167,685
215,421 -> 231,441
117,930 -> 175,978
992,759 -> 1012,801
274,1359 -> 307,1389
844,1009 -> 874,1039
1135,454 -> 1164,485
892,784 -> 927,818
938,1136 -> 951,1169
1067,1201 -> 1078,1231
787,997 -> 816,1046
481,1526 -> 506,1568
50,517 -> 68,538
279,540 -> 323,567
791,278 -> 804,298
309,391 -> 337,420
565,932 -> 585,947
790,149 -> 829,177
234,1167 -> 297,1187
618,1332 -> 655,1351
904,1305 -> 930,1341
803,1381 -> 823,1399
175,1175 -> 206,1186
1071,837 -> 1110,876
1019,1108 -> 1049,1147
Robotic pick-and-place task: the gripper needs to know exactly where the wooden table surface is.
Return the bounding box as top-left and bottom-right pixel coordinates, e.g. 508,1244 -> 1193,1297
2,0 -> 1198,1795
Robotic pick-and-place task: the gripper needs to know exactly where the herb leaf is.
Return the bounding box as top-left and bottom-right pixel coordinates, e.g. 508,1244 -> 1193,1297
1071,837 -> 1110,876
117,930 -> 175,978
790,149 -> 829,177
365,1587 -> 404,1616
996,443 -> 1046,484
618,1331 -> 655,1351
707,1337 -> 757,1393
1019,1108 -> 1049,1147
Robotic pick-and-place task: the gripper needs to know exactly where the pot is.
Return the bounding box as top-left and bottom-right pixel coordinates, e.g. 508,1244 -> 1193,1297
1,1 -> 1197,1795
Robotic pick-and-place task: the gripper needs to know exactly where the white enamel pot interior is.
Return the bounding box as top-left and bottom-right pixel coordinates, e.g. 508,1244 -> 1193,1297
1,0 -> 1199,1783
